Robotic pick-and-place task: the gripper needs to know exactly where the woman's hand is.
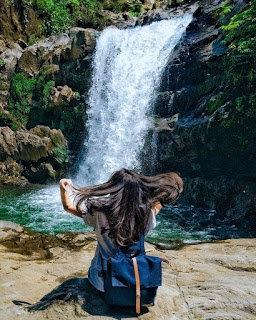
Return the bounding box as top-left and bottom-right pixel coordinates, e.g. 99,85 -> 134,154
59,178 -> 75,193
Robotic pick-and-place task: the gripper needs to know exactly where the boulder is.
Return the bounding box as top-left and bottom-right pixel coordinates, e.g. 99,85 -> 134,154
0,126 -> 51,162
0,157 -> 27,185
17,28 -> 99,78
49,85 -> 74,107
0,126 -> 67,185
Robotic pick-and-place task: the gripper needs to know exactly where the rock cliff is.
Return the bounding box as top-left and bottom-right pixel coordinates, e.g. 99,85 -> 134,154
0,221 -> 256,319
0,125 -> 67,184
0,25 -> 99,182
142,0 -> 256,222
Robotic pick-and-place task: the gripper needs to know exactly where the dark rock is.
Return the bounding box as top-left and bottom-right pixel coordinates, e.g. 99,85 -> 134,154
145,0 -> 255,224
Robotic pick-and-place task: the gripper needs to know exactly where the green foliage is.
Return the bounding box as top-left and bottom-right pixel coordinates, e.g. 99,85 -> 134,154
27,34 -> 43,46
73,91 -> 80,99
36,0 -> 77,34
220,1 -> 256,55
217,0 -> 233,18
128,2 -> 142,16
215,0 -> 256,106
11,123 -> 19,131
207,94 -> 224,114
7,73 -> 37,126
52,145 -> 68,165
7,0 -> 144,36
33,0 -> 113,34
5,0 -> 145,39
33,74 -> 55,108
79,0 -> 101,26
105,1 -> 127,13
196,1 -> 256,162
6,72 -> 55,128
0,60 -> 6,68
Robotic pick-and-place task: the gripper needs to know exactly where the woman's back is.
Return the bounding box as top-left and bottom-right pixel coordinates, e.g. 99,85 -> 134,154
81,206 -> 157,292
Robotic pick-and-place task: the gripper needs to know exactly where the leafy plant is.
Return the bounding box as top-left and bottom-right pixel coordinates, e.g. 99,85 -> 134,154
128,3 -> 142,16
36,0 -> 77,34
0,60 -> 6,77
6,72 -> 55,128
216,0 -> 256,93
217,0 -> 233,18
0,60 -> 6,68
220,1 -> 256,54
52,145 -> 68,165
7,73 -> 36,126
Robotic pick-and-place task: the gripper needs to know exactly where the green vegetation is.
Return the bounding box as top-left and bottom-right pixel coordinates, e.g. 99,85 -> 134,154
27,35 -> 43,46
3,68 -> 87,152
128,3 -> 142,16
7,73 -> 37,127
0,60 -> 6,68
204,0 -> 256,120
6,72 -> 55,127
217,0 -> 233,19
217,0 -> 256,86
52,145 -> 68,165
194,0 -> 256,164
207,94 -> 225,114
5,0 -> 143,38
36,0 -> 93,34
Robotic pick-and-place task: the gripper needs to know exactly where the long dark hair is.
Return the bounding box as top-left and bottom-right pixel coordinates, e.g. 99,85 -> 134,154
74,168 -> 183,247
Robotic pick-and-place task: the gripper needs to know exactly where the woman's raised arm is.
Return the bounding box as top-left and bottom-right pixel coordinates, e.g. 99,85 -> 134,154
59,178 -> 83,218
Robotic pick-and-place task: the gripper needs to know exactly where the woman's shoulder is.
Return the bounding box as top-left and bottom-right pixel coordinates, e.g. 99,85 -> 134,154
81,204 -> 98,228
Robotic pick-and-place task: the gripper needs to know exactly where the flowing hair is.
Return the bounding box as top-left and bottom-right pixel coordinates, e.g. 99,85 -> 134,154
74,168 -> 183,247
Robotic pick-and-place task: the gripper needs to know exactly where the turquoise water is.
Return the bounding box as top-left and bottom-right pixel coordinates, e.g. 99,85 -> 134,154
0,185 -> 92,234
0,185 -> 250,246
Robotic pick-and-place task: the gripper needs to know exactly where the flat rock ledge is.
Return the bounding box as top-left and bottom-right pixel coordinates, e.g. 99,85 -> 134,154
0,221 -> 256,320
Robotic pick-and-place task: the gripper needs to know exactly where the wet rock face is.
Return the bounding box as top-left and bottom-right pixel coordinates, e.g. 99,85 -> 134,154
0,26 -> 99,169
0,125 -> 67,185
16,27 -> 99,78
0,26 -> 98,96
0,221 -> 256,319
179,176 -> 256,235
146,0 -> 256,218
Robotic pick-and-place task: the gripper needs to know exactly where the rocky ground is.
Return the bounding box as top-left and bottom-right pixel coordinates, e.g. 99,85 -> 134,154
0,220 -> 256,320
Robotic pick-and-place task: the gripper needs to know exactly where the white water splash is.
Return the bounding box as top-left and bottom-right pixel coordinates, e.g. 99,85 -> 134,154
77,14 -> 193,185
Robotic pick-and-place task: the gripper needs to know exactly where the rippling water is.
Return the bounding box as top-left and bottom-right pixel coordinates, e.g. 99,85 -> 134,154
0,185 -> 249,246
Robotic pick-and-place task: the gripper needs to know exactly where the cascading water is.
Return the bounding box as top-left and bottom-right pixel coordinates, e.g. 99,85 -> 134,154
77,14 -> 193,185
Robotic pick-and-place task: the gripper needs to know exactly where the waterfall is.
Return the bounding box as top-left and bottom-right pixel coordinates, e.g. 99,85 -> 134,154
77,13 -> 193,185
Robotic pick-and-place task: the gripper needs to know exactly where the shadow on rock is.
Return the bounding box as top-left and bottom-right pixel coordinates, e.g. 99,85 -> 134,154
12,277 -> 149,318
